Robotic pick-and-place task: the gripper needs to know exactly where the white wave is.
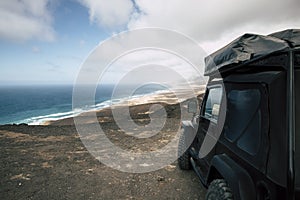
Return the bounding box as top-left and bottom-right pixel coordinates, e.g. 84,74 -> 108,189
18,88 -> 171,125
29,110 -> 76,120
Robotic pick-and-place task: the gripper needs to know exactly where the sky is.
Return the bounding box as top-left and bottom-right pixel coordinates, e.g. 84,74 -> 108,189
0,0 -> 299,85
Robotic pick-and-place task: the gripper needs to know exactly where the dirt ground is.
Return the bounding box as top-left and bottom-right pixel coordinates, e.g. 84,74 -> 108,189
0,101 -> 206,200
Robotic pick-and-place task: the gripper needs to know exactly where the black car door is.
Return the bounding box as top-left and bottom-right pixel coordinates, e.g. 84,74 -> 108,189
197,85 -> 224,171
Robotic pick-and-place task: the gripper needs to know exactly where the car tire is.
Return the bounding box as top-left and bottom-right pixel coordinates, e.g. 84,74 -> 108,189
178,132 -> 191,170
206,179 -> 233,200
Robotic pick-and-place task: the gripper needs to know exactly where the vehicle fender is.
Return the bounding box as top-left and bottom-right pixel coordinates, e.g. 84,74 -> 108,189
207,154 -> 256,200
181,120 -> 197,132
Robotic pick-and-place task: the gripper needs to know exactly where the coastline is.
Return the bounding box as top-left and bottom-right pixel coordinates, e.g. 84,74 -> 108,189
43,85 -> 205,126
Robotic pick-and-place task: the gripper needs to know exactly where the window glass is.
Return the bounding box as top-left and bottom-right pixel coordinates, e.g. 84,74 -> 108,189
224,89 -> 261,155
204,87 -> 222,123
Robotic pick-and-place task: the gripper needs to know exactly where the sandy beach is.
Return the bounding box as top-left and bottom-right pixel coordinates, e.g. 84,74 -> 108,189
0,89 -> 206,199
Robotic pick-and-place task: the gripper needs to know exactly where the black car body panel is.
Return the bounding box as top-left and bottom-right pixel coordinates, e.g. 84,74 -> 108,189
180,29 -> 300,199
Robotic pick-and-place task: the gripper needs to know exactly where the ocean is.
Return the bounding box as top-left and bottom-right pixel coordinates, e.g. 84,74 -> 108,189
0,84 -> 167,125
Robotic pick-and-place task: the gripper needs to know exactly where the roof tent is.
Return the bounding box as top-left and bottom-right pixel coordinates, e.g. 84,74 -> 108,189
204,29 -> 300,76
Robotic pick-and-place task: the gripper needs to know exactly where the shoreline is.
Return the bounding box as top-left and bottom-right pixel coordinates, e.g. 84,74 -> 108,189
43,86 -> 205,126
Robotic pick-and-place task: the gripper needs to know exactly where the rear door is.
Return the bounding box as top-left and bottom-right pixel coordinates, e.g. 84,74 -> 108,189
217,82 -> 269,172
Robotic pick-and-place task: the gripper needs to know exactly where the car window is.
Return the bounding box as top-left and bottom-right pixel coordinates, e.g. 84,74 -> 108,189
224,89 -> 261,155
203,87 -> 222,123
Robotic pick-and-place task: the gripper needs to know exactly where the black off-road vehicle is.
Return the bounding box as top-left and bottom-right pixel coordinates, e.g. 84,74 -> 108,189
178,29 -> 300,200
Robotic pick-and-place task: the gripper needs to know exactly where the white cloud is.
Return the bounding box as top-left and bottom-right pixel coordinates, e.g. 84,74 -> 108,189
78,0 -> 300,53
127,0 -> 300,53
76,0 -> 300,86
0,0 -> 55,42
79,0 -> 134,30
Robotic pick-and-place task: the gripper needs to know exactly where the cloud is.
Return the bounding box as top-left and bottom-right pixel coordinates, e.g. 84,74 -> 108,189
78,0 -> 135,30
102,49 -> 201,81
76,0 -> 300,86
127,0 -> 300,53
0,0 -> 55,42
81,0 -> 300,53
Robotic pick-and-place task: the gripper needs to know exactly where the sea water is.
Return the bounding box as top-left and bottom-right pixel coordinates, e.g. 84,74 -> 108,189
0,84 -> 167,125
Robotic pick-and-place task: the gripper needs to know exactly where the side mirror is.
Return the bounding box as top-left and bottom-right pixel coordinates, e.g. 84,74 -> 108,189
188,100 -> 198,114
212,104 -> 220,117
